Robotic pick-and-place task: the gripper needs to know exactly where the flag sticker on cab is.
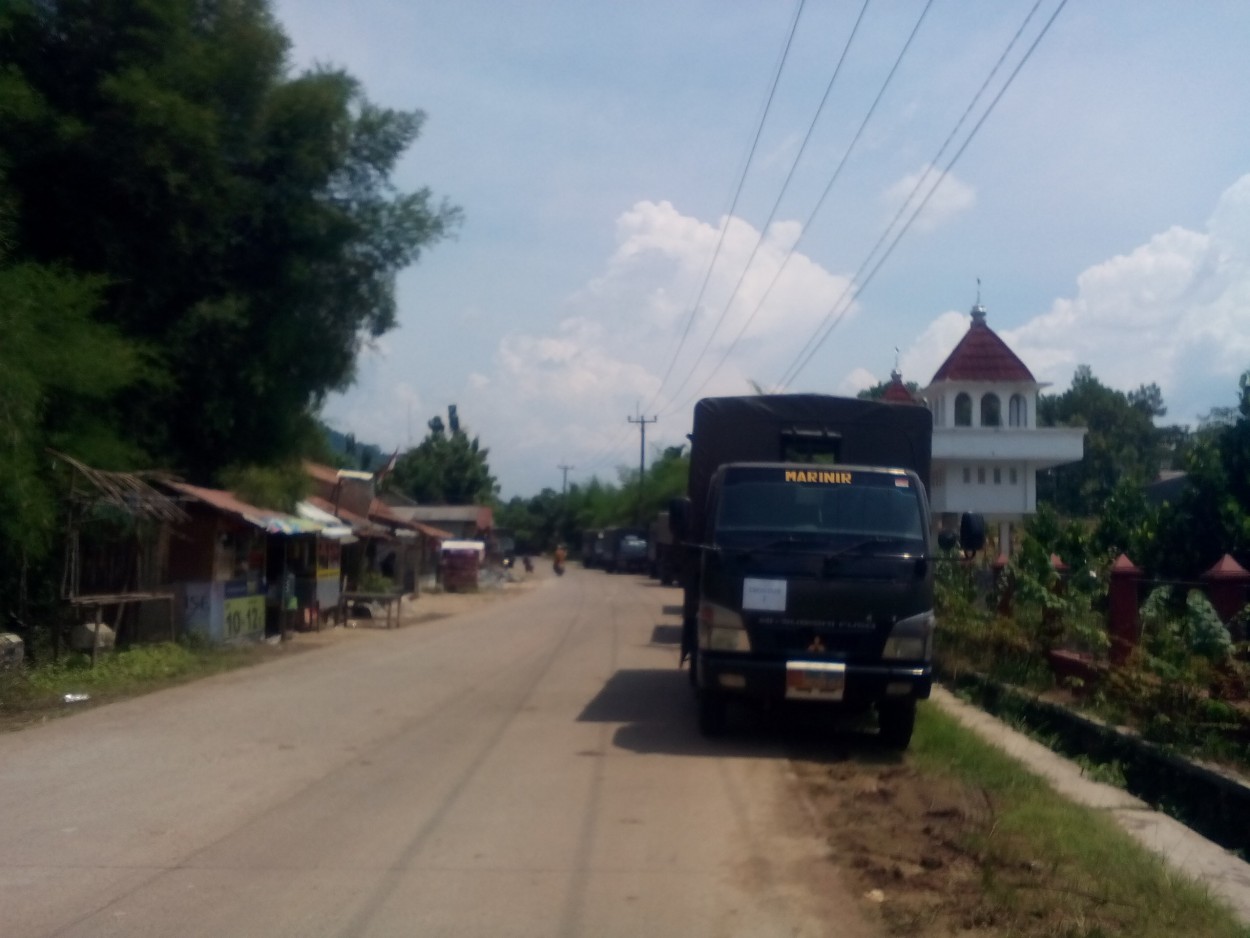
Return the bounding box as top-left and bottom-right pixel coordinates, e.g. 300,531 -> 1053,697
743,577 -> 787,612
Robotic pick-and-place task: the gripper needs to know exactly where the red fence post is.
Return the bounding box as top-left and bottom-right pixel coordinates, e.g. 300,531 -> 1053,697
1202,554 -> 1250,629
1108,554 -> 1143,666
1041,554 -> 1068,649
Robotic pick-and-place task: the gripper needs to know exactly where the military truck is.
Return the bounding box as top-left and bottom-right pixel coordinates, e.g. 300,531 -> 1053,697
601,526 -> 648,574
670,394 -> 983,748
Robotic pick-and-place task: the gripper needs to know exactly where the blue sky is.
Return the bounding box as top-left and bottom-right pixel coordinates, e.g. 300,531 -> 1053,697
274,0 -> 1250,498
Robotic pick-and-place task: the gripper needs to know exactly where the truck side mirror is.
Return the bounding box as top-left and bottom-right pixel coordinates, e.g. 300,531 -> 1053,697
959,512 -> 986,553
669,497 -> 690,541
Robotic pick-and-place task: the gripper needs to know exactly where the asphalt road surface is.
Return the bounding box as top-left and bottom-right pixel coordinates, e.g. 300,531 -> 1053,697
0,569 -> 874,938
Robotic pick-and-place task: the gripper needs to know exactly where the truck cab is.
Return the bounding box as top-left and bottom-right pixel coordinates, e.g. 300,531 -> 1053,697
672,394 -> 983,748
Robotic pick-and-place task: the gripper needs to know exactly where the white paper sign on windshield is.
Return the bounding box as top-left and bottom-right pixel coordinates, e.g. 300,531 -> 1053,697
742,577 -> 787,612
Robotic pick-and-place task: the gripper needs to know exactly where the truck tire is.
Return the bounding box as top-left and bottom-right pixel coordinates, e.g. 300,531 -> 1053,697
878,699 -> 916,750
697,690 -> 727,736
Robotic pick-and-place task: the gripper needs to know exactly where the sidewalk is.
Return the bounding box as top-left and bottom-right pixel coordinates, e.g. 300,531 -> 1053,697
931,685 -> 1250,925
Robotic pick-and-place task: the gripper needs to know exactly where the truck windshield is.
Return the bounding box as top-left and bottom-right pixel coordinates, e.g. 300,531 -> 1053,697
713,467 -> 924,547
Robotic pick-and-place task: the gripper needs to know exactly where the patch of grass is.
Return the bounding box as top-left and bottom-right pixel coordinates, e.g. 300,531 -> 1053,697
911,705 -> 1250,938
0,641 -> 273,727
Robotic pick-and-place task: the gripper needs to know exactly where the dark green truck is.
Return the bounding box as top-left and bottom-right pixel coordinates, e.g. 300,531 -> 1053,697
670,394 -> 982,748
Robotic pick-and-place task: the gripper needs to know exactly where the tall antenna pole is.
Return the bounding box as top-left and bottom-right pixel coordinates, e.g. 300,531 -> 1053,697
627,410 -> 657,526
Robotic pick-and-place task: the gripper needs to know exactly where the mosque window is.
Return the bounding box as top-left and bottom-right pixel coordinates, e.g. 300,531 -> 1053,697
981,393 -> 1001,427
955,393 -> 972,427
1009,394 -> 1027,427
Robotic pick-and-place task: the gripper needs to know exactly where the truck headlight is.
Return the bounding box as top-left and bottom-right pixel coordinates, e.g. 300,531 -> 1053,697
881,611 -> 934,661
699,602 -> 751,652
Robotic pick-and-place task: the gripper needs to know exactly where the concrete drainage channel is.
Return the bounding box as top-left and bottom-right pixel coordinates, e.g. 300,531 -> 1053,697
941,669 -> 1250,860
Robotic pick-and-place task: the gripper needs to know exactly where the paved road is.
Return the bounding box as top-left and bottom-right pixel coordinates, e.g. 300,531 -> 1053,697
0,570 -> 872,938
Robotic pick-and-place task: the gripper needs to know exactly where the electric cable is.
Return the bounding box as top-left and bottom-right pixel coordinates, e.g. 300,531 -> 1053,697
778,0 -> 1071,389
664,0 -> 933,414
642,0 -> 808,416
659,0 -> 873,411
774,0 -> 1048,390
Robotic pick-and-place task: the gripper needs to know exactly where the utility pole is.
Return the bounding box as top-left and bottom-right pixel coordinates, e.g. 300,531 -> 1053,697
627,411 -> 657,526
558,464 -> 574,496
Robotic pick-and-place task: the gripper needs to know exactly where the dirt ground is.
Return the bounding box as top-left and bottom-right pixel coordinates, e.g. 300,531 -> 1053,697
792,757 -> 1014,937
1,569 -> 1137,935
301,563 -> 551,643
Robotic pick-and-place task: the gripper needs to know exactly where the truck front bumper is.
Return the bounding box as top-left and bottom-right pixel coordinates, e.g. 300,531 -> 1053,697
698,652 -> 932,704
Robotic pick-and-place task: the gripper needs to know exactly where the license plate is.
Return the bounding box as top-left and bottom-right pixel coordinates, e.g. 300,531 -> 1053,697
785,661 -> 846,701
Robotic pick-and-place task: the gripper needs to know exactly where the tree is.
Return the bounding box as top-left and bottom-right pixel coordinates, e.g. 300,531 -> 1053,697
1140,370 -> 1250,578
389,407 -> 498,505
1038,366 -> 1175,516
0,185 -> 145,617
0,0 -> 460,482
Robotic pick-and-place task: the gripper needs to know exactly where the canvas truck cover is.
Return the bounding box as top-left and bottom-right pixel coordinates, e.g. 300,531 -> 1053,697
686,394 -> 932,542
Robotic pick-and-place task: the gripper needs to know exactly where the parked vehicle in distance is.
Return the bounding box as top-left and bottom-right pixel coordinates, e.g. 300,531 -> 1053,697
616,534 -> 649,574
601,526 -> 647,573
671,394 -> 984,749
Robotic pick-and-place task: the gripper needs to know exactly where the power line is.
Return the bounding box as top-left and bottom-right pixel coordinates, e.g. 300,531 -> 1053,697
642,0 -> 808,415
777,0 -> 1071,389
572,422 -> 636,479
773,0 -> 1048,391
664,0 -> 935,416
660,0 -> 874,412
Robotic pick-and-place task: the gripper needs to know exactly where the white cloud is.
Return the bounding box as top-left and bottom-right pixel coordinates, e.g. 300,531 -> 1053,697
899,311 -> 971,385
472,200 -> 857,488
881,166 -> 976,234
838,367 -> 878,397
902,173 -> 1250,423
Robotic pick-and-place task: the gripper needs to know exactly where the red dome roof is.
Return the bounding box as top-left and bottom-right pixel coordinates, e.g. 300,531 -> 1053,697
930,306 -> 1035,383
881,371 -> 917,403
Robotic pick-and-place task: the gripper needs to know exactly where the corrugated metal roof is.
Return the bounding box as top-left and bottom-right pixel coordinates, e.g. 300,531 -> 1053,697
307,495 -> 390,538
369,500 -> 454,539
165,482 -> 321,535
929,306 -> 1036,383
296,501 -> 355,539
400,504 -> 493,530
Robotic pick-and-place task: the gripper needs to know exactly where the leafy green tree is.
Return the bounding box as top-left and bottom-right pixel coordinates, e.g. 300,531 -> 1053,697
1038,366 -> 1174,516
219,461 -> 310,514
1091,476 -> 1156,561
0,188 -> 144,618
1139,371 -> 1250,578
390,406 -> 498,505
0,0 -> 459,482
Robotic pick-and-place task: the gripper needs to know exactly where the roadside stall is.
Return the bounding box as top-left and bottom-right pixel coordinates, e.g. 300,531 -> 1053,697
439,539 -> 486,592
296,500 -> 356,628
164,482 -> 321,643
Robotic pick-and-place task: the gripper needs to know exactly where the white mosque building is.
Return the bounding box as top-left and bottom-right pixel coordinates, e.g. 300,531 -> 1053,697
910,302 -> 1086,556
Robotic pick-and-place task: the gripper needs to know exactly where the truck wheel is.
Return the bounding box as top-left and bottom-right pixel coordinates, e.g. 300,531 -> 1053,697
697,690 -> 727,737
878,699 -> 916,750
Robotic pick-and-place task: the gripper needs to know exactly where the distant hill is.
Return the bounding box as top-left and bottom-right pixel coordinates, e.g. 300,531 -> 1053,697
320,423 -> 387,472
